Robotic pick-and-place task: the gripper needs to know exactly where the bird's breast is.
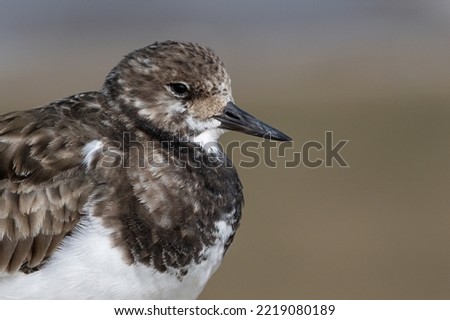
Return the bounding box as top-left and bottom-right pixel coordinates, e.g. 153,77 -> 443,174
88,141 -> 243,285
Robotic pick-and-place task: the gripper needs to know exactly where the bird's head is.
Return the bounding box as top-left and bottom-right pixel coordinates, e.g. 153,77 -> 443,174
103,41 -> 291,146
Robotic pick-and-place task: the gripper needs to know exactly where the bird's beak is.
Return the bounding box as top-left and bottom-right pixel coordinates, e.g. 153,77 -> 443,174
214,102 -> 292,141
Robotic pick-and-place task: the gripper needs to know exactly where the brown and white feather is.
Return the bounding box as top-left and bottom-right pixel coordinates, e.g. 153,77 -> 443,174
0,95 -> 102,273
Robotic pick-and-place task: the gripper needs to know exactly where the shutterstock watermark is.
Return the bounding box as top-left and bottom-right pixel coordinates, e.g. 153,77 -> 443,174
98,131 -> 349,169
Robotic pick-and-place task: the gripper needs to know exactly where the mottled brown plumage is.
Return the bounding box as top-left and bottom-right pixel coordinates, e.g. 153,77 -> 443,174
0,99 -> 99,272
0,41 -> 244,276
0,89 -> 242,276
0,41 -> 290,299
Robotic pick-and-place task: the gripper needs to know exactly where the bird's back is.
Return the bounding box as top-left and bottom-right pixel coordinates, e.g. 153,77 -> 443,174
0,93 -> 104,274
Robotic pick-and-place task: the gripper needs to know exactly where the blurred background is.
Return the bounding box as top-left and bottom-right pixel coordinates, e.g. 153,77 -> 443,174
1,0 -> 450,299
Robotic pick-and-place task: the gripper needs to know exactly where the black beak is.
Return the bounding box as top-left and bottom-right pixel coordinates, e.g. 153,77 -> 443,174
214,102 -> 292,141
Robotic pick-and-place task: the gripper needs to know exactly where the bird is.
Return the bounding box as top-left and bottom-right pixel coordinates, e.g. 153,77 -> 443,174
0,41 -> 291,299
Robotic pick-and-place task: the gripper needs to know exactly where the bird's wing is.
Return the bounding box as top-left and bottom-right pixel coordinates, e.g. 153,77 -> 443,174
0,103 -> 97,273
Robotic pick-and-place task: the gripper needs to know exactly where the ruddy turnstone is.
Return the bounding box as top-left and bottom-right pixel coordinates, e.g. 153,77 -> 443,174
0,41 -> 291,299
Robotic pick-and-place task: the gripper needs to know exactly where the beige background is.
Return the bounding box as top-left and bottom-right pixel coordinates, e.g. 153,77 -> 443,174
1,1 -> 449,299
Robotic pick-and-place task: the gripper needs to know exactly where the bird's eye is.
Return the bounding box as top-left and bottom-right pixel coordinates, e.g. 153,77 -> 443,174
169,83 -> 189,97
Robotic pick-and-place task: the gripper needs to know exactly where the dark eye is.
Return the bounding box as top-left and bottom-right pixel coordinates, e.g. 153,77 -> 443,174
169,83 -> 189,97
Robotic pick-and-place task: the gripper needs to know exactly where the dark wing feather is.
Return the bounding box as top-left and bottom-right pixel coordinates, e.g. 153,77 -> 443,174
0,96 -> 100,273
